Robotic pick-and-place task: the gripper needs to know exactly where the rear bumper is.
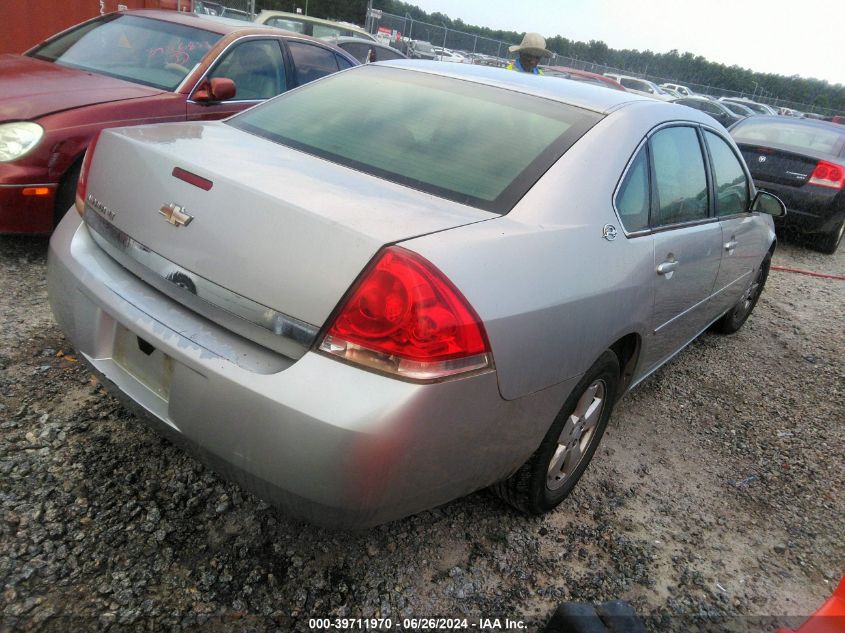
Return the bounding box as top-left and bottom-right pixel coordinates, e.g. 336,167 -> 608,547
47,212 -> 571,528
754,178 -> 844,234
0,183 -> 57,234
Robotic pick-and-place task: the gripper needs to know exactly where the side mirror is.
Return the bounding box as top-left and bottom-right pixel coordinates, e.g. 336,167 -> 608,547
751,190 -> 787,217
193,77 -> 237,103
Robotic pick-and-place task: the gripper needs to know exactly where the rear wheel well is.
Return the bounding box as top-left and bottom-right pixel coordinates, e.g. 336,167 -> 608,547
609,334 -> 640,397
53,156 -> 84,227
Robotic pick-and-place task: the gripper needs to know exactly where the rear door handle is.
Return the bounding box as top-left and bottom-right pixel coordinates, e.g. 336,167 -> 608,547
656,261 -> 678,275
724,239 -> 738,251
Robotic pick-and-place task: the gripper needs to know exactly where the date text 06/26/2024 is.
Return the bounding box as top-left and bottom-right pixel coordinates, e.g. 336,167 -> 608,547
307,617 -> 527,630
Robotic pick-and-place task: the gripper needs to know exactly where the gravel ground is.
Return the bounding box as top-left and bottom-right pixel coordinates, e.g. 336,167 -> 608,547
1,232 -> 843,633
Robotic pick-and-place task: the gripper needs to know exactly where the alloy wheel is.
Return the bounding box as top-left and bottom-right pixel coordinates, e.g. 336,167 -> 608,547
546,380 -> 606,491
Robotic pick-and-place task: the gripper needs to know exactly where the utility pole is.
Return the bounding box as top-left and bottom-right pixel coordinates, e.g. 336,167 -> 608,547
407,13 -> 414,40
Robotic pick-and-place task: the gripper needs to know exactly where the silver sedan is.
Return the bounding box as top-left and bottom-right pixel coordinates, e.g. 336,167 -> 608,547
48,61 -> 785,527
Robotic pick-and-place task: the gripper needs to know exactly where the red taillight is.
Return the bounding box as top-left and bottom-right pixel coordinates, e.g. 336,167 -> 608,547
75,131 -> 102,216
808,160 -> 845,190
318,246 -> 491,381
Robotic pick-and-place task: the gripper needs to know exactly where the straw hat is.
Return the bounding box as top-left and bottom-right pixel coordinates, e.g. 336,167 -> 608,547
508,32 -> 552,57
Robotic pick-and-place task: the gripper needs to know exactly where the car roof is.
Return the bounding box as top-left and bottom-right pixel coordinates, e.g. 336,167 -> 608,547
380,60 -> 654,114
125,9 -> 279,35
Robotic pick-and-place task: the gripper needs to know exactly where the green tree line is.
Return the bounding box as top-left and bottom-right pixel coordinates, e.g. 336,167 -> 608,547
255,0 -> 844,113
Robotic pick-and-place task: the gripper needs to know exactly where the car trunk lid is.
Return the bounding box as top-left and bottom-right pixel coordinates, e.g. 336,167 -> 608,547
737,143 -> 825,188
83,121 -> 496,353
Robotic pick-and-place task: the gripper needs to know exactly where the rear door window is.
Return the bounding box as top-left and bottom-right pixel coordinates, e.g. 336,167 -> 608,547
704,131 -> 750,216
287,40 -> 340,85
649,126 -> 709,226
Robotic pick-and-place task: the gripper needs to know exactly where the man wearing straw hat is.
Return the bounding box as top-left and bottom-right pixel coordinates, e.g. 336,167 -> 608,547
506,32 -> 552,75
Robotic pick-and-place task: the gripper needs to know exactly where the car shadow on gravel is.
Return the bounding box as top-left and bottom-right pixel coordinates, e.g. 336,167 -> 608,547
0,235 -> 50,258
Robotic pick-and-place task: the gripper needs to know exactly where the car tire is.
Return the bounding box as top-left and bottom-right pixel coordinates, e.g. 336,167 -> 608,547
492,350 -> 620,515
54,161 -> 82,227
814,219 -> 844,254
715,254 -> 770,334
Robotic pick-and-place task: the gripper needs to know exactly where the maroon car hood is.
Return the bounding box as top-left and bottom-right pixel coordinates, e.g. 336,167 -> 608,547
0,54 -> 165,121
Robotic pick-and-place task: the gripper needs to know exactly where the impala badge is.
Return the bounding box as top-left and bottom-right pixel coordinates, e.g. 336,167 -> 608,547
159,203 -> 193,227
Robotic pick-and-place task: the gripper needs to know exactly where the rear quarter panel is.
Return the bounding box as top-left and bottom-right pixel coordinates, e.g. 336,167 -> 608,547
405,102 -> 680,401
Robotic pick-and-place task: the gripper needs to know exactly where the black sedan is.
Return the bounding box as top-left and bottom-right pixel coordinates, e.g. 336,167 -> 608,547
672,97 -> 743,128
730,116 -> 845,253
721,100 -> 757,118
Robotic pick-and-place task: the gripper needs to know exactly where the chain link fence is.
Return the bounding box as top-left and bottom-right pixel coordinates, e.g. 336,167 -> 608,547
367,10 -> 836,116
367,11 -> 514,62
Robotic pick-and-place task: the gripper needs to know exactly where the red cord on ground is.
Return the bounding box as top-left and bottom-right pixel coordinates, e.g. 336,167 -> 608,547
771,265 -> 845,281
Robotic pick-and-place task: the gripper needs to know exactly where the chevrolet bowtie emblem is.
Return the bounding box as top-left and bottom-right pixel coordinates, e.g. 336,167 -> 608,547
159,203 -> 193,227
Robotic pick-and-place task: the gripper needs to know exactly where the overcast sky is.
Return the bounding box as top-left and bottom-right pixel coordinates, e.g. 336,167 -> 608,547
403,0 -> 843,86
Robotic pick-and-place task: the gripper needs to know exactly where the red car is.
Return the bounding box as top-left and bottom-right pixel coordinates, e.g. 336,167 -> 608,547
0,10 -> 357,234
542,66 -> 627,91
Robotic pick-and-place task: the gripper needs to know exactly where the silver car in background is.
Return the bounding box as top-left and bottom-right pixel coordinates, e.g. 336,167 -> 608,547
48,62 -> 784,527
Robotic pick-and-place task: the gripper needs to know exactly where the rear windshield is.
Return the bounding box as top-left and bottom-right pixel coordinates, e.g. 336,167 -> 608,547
28,14 -> 222,91
228,65 -> 601,213
732,120 -> 845,157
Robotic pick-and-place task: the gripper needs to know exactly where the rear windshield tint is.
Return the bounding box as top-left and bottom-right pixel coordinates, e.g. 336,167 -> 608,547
228,65 -> 601,213
732,120 -> 845,157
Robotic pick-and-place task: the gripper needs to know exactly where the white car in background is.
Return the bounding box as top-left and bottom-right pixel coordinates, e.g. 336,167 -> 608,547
432,47 -> 468,63
604,73 -> 674,101
661,82 -> 695,97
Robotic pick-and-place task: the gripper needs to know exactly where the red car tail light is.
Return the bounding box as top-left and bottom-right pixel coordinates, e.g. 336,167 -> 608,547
75,131 -> 102,216
318,246 -> 492,381
808,160 -> 845,190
